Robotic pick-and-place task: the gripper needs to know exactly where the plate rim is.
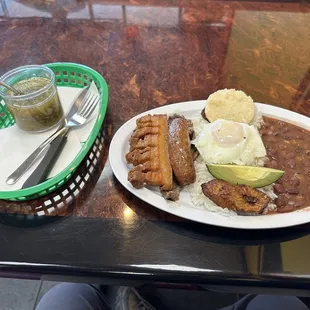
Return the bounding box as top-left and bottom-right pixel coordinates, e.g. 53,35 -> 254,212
109,100 -> 310,230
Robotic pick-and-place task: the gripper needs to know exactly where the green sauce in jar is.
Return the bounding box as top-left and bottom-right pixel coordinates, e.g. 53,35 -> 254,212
1,65 -> 64,132
8,77 -> 50,95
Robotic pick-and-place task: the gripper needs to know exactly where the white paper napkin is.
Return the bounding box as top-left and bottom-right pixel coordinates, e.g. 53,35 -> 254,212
0,82 -> 99,192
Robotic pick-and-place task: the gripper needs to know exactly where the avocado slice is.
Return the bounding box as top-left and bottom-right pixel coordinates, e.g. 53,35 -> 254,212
207,164 -> 284,188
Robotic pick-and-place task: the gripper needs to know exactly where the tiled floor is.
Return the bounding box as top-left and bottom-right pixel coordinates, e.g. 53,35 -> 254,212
1,278 -> 309,310
0,278 -> 60,310
0,278 -> 240,310
0,278 -> 237,310
36,280 -> 61,305
136,287 -> 238,310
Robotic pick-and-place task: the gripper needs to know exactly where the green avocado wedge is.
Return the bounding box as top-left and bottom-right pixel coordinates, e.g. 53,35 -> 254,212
207,164 -> 284,188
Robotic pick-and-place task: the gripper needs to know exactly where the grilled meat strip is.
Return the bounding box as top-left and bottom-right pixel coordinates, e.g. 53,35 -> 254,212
168,117 -> 196,186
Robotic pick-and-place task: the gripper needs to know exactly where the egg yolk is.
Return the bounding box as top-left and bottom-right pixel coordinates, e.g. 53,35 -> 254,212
211,120 -> 247,147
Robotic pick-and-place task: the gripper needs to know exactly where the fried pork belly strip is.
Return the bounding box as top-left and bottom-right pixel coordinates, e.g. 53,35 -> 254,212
126,114 -> 172,190
201,180 -> 270,215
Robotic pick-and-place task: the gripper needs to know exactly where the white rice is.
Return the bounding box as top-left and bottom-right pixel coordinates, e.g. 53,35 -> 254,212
186,157 -> 238,217
252,107 -> 263,129
188,109 -> 277,215
187,156 -> 277,216
187,157 -> 277,215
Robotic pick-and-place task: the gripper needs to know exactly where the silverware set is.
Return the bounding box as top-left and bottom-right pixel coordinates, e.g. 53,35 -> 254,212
6,86 -> 100,188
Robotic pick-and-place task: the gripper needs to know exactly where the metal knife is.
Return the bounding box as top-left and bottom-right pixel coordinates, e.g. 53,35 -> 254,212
22,129 -> 69,188
6,87 -> 88,185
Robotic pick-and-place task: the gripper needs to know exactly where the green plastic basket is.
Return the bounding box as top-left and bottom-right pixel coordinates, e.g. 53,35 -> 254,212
0,62 -> 108,201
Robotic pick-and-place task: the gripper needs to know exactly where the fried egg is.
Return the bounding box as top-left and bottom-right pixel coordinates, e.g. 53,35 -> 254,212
194,119 -> 266,165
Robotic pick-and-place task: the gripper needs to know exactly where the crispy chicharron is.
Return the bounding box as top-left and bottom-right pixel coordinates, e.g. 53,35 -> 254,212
126,115 -> 173,190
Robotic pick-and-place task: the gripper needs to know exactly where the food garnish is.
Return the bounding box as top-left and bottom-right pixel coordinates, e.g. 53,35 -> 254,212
207,164 -> 284,188
201,179 -> 270,215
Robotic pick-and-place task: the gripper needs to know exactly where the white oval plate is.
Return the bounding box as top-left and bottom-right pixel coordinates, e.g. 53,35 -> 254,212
109,100 -> 310,229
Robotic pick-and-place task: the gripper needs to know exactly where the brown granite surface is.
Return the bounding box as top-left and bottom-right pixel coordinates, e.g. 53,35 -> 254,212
0,0 -> 309,220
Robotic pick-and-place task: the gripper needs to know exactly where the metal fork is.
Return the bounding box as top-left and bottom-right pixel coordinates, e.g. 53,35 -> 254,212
64,91 -> 99,129
6,91 -> 100,185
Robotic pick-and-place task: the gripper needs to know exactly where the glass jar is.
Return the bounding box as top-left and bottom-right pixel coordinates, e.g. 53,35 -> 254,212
0,65 -> 64,132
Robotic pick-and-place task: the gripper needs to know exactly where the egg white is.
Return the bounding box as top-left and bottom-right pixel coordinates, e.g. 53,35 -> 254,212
194,119 -> 266,166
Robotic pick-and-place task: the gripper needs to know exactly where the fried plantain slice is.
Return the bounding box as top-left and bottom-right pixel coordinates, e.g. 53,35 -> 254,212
201,179 -> 270,215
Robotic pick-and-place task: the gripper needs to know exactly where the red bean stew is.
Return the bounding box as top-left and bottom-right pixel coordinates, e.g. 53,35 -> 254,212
260,116 -> 310,213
